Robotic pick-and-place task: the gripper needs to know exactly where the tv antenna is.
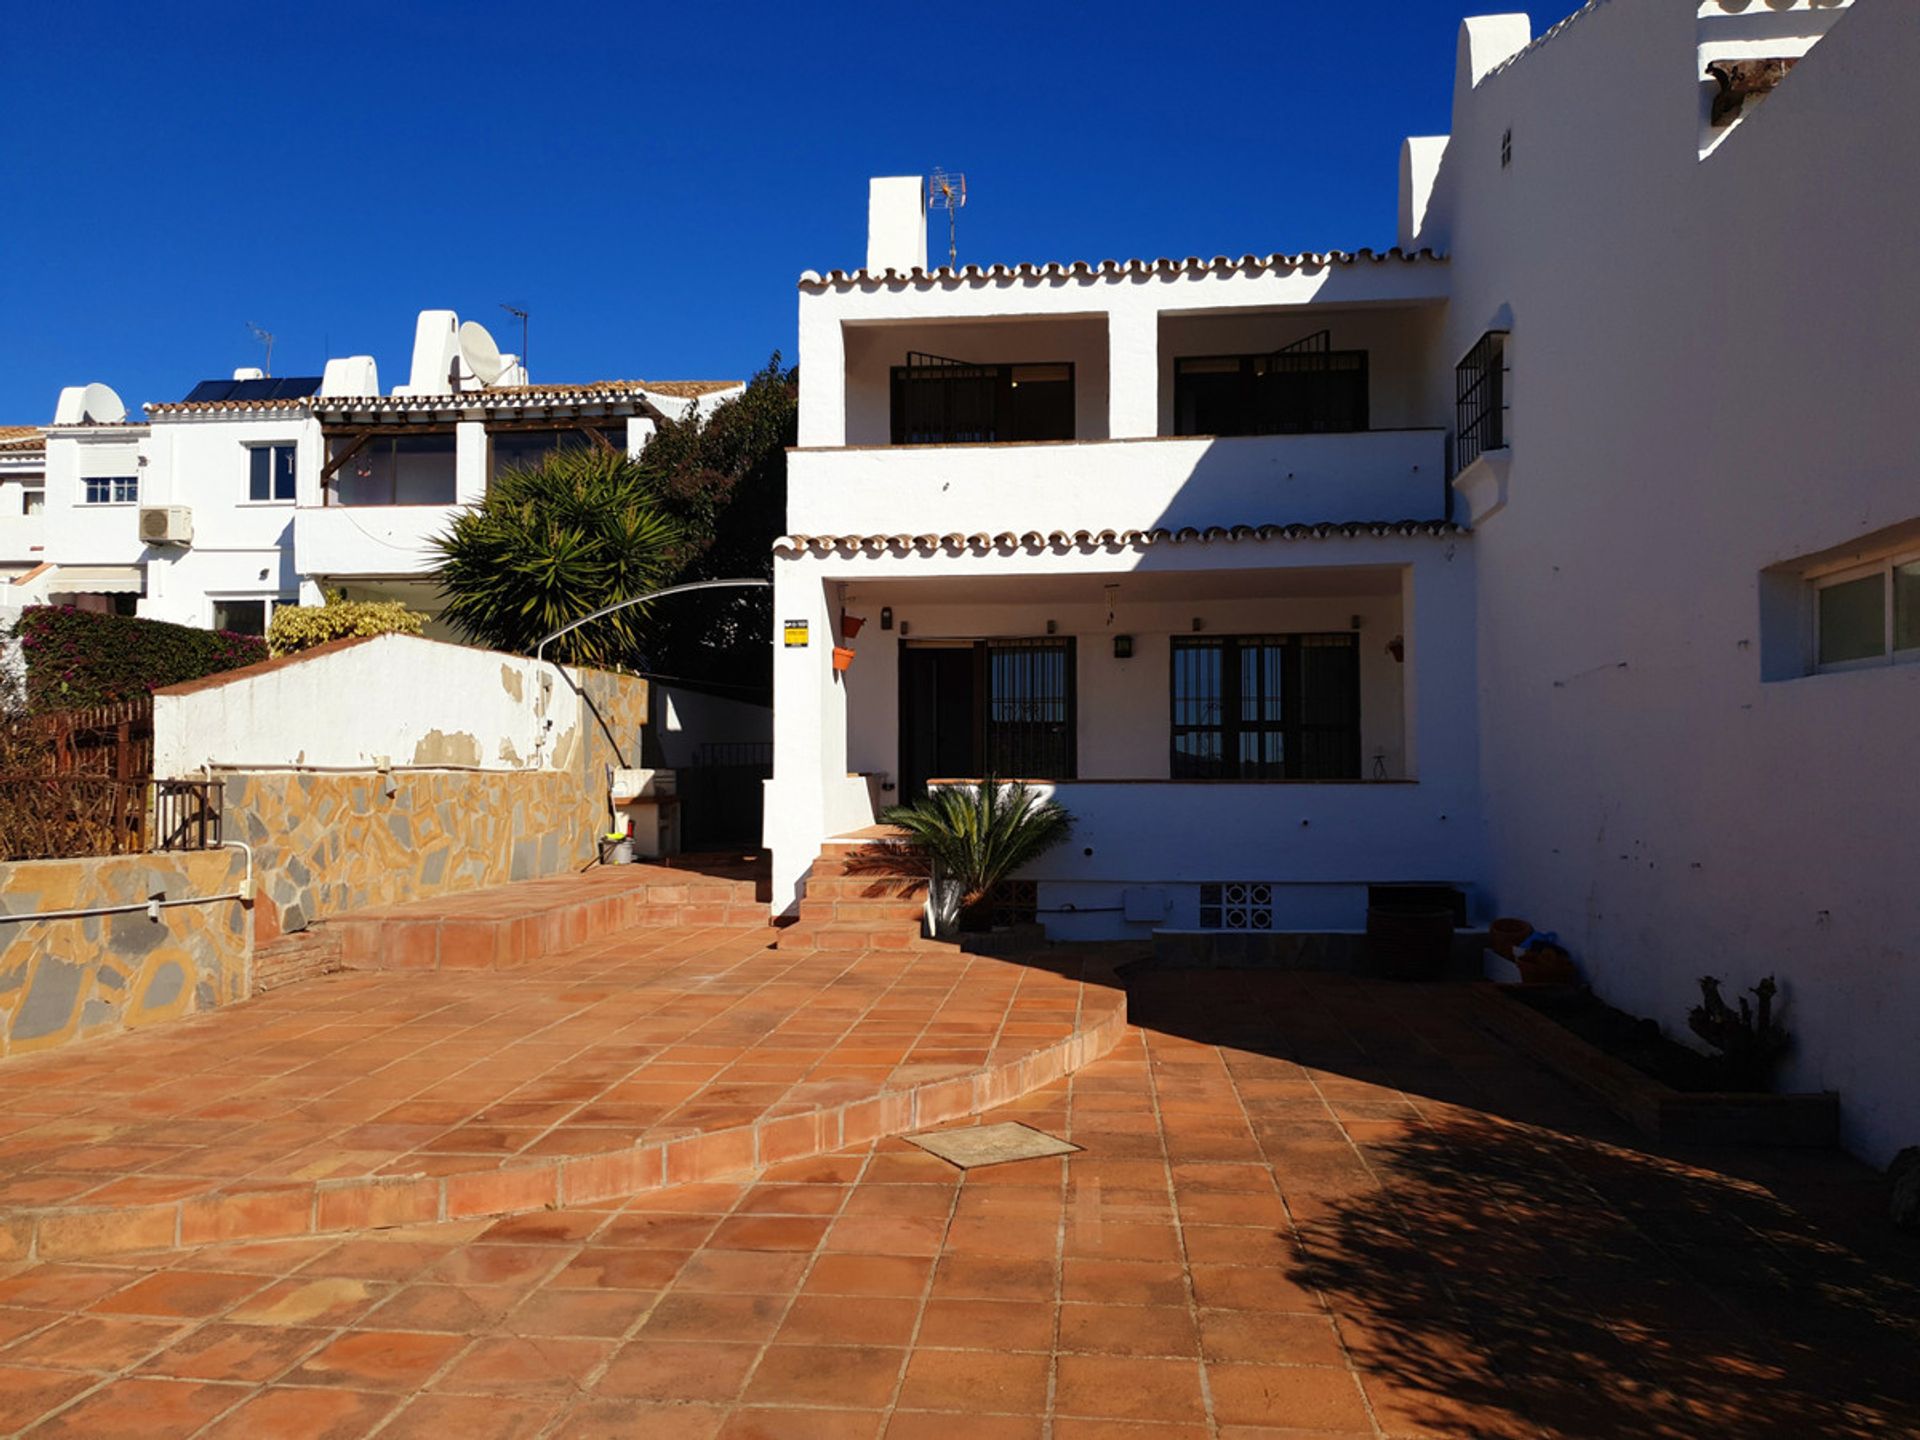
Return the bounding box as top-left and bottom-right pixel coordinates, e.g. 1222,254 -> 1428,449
500,303 -> 528,376
928,170 -> 966,268
246,322 -> 275,377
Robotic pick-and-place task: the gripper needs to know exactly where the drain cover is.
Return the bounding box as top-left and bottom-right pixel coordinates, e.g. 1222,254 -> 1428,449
905,1121 -> 1080,1169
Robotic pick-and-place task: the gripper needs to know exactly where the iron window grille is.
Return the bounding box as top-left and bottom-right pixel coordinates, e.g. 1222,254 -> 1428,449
1174,331 -> 1370,438
889,353 -> 1075,445
1455,330 -> 1509,473
1171,634 -> 1361,780
985,638 -> 1076,779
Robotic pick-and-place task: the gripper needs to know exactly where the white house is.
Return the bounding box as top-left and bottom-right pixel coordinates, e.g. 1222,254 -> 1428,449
20,311 -> 743,636
769,0 -> 1916,1164
0,428 -> 46,589
1417,0 -> 1916,1166
766,188 -> 1483,943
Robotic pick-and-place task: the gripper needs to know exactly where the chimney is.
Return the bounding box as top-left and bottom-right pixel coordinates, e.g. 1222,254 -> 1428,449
866,176 -> 927,274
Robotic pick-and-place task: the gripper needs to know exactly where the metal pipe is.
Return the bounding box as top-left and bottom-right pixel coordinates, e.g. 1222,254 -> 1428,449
0,842 -> 253,926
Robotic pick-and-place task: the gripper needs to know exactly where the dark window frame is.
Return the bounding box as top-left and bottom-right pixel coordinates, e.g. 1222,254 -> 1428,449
1170,633 -> 1362,780
247,442 -> 297,502
1455,330 -> 1509,472
1173,331 -> 1370,438
889,354 -> 1076,445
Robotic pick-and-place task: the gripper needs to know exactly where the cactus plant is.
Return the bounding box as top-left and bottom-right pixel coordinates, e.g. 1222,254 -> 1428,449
1688,975 -> 1790,1090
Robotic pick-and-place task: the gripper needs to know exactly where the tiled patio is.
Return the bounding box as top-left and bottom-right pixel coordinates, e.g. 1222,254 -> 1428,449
0,926 -> 1124,1262
0,970 -> 1912,1437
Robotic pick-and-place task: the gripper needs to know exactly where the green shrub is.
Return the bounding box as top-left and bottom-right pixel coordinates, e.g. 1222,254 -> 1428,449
13,605 -> 268,712
269,593 -> 427,656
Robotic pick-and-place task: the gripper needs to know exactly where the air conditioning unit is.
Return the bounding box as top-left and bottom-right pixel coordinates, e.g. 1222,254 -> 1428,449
139,506 -> 192,545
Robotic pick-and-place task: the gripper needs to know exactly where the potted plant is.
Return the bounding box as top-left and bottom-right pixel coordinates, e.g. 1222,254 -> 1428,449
1688,975 -> 1790,1091
1514,931 -> 1577,984
879,779 -> 1071,940
1489,916 -> 1533,960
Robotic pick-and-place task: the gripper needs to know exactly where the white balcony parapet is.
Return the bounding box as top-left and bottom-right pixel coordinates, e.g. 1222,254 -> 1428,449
788,430 -> 1450,539
293,504 -> 460,579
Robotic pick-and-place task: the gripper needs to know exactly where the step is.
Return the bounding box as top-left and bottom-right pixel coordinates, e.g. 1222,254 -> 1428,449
775,921 -> 950,953
802,874 -> 928,901
794,898 -> 928,924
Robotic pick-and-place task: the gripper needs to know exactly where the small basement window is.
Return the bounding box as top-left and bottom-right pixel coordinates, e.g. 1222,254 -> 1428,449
1814,553 -> 1920,672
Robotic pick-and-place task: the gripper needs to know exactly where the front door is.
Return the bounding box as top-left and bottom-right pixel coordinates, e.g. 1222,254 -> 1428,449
899,644 -> 979,802
899,638 -> 1077,802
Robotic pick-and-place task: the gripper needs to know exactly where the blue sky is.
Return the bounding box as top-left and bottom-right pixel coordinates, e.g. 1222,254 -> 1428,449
0,1 -> 1541,421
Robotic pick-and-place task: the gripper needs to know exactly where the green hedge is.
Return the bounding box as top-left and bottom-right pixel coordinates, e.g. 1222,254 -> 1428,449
13,606 -> 268,712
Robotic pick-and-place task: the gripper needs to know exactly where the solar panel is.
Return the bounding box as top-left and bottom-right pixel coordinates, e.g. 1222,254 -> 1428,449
179,376 -> 323,403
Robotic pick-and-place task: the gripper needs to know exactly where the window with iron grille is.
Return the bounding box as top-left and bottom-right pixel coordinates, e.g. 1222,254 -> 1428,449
1171,634 -> 1360,780
1455,331 -> 1509,472
985,638 -> 1076,779
1174,331 -> 1369,437
889,353 -> 1075,445
1199,882 -> 1273,930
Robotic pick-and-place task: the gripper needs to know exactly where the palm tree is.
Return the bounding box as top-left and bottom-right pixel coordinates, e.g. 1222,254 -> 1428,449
878,780 -> 1072,937
432,446 -> 681,666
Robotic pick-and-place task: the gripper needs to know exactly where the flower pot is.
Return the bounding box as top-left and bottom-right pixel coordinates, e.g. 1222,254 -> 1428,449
598,838 -> 633,866
832,646 -> 856,672
1489,916 -> 1533,960
840,612 -> 866,640
1516,944 -> 1577,985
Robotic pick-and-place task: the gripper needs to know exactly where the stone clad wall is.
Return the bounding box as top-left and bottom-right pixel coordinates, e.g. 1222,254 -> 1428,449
0,850 -> 250,1058
236,666 -> 648,942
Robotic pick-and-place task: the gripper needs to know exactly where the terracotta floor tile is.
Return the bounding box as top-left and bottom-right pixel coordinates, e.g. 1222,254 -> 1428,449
1057,1302 -> 1199,1357
673,1249 -> 810,1295
803,1254 -> 934,1298
365,1283 -> 524,1333
1206,1361 -> 1373,1431
226,1275 -> 388,1328
927,1255 -> 1055,1303
595,1213 -> 721,1250
708,1215 -> 833,1252
1198,1308 -> 1347,1366
87,1269 -> 264,1320
734,1183 -> 851,1217
290,1329 -> 469,1390
915,1297 -> 1056,1351
0,1314 -> 181,1372
718,1408 -> 887,1439
594,1339 -> 757,1402
0,1364 -> 94,1431
1060,1258 -> 1191,1307
197,1385 -> 401,1440
1187,1263 -> 1325,1314
744,1342 -> 902,1408
508,1286 -> 657,1337
378,1392 -> 567,1440
896,1347 -> 1050,1414
23,1374 -> 245,1437
550,1396 -> 728,1438
139,1321 -> 333,1382
433,1334 -> 614,1394
883,1414 -> 1043,1440
776,1294 -> 921,1347
1054,1353 -> 1207,1422
476,1210 -> 609,1245
640,1291 -> 787,1343
553,1248 -> 690,1291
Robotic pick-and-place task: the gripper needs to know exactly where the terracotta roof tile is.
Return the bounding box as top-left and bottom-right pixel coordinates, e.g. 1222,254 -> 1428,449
773,520 -> 1463,557
799,247 -> 1445,291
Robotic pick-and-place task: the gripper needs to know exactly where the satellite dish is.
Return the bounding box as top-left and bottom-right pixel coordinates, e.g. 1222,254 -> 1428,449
457,321 -> 506,386
79,383 -> 126,424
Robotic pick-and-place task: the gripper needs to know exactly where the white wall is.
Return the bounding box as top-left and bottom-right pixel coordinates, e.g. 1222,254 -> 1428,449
654,685 -> 772,769
41,427 -> 146,567
153,633 -> 593,776
789,430 -> 1451,539
767,533 -> 1478,920
1432,0 -> 1915,1161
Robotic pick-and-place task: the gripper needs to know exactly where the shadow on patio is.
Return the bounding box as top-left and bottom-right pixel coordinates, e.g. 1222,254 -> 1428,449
1125,966 -> 1920,1440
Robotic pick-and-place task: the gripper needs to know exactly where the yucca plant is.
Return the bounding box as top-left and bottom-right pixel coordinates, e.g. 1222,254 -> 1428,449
879,779 -> 1072,938
432,446 -> 682,666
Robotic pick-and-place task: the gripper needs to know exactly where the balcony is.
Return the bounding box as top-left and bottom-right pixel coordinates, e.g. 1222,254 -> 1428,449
787,428 -> 1449,537
293,504 -> 459,579
0,509 -> 44,566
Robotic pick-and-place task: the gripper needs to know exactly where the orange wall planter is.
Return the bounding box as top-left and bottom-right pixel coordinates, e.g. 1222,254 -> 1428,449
832,646 -> 856,672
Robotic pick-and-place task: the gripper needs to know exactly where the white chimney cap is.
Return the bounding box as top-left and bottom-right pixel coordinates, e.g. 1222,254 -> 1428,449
867,176 -> 927,275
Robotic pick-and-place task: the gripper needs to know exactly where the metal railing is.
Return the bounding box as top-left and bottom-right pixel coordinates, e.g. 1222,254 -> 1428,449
153,779 -> 223,852
0,774 -> 225,862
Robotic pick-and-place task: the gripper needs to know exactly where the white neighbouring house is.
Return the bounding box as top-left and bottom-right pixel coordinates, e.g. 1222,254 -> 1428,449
769,0 -> 1920,1165
14,311 -> 742,637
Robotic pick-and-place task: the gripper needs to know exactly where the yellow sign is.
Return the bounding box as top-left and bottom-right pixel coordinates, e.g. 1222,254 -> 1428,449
783,619 -> 810,647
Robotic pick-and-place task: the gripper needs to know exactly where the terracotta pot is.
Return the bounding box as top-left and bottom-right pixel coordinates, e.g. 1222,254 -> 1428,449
1489,917 -> 1533,960
832,646 -> 856,672
840,612 -> 866,640
1516,945 -> 1577,985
